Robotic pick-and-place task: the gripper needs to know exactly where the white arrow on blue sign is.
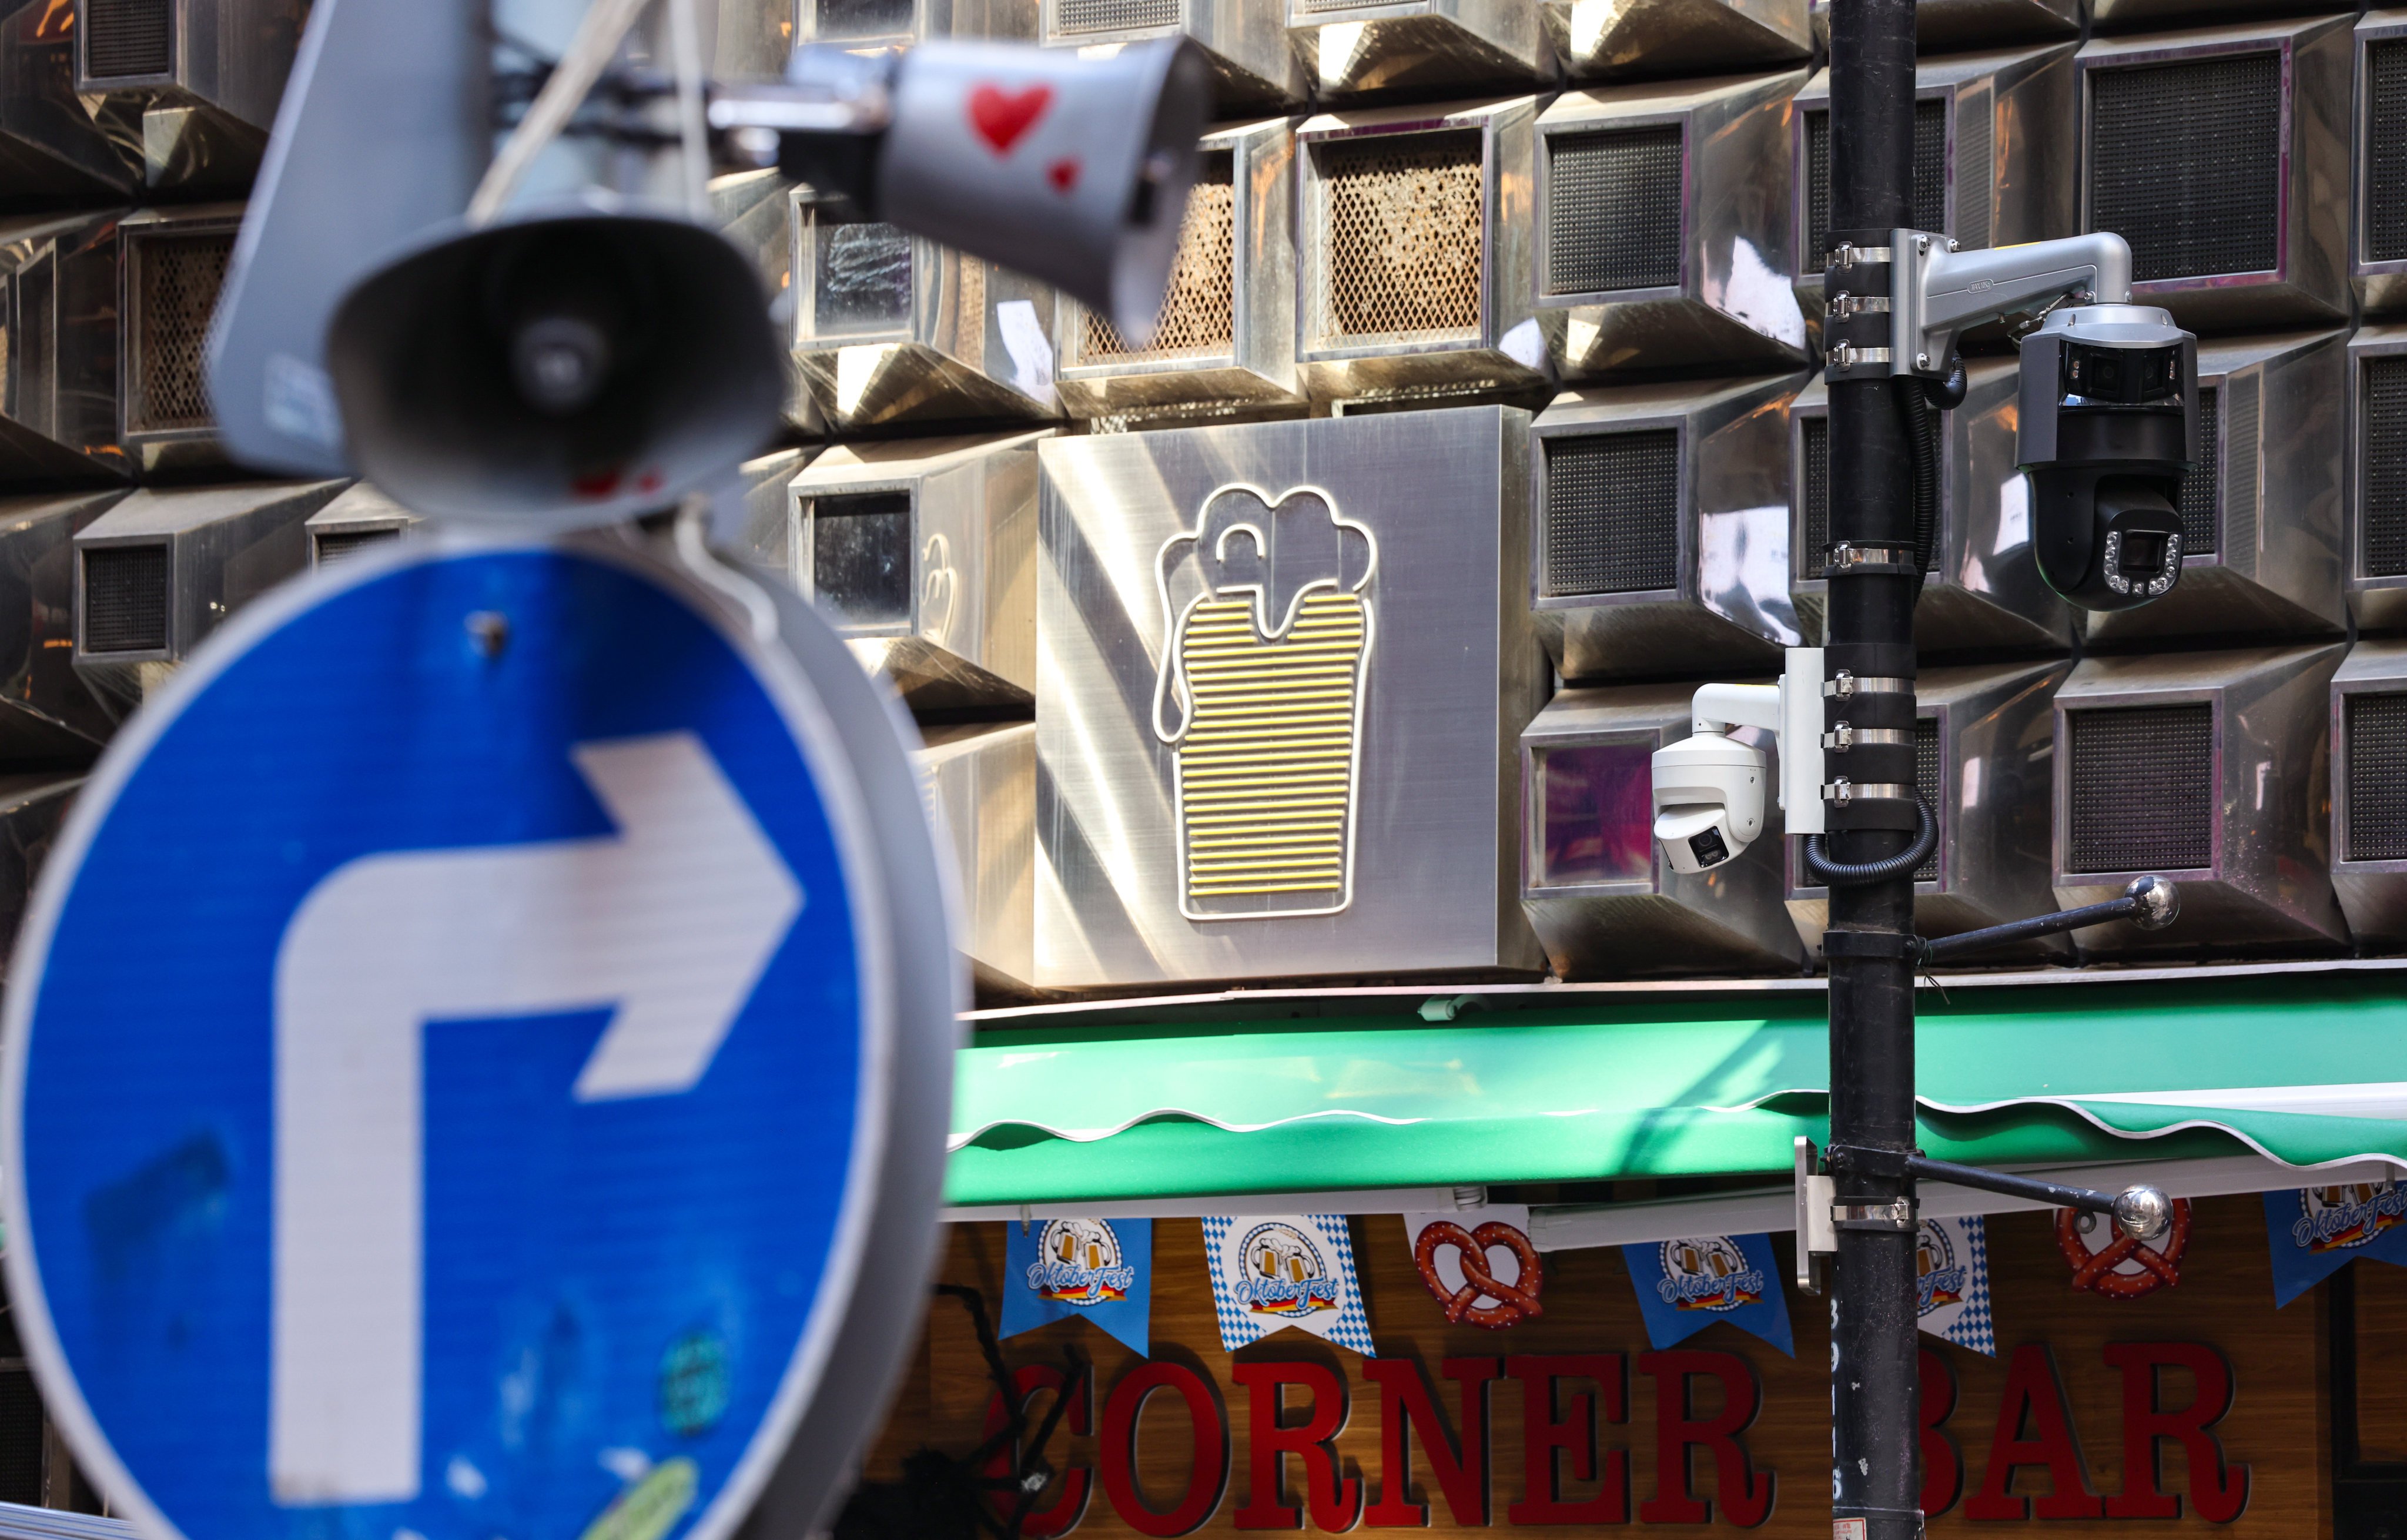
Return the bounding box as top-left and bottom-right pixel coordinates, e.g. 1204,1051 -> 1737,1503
1,535 -> 954,1540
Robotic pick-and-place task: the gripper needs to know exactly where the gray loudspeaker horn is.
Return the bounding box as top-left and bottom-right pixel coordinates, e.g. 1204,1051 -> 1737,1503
324,213 -> 788,528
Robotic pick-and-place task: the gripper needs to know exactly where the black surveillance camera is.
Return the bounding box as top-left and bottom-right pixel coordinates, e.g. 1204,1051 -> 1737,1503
2016,304 -> 2200,612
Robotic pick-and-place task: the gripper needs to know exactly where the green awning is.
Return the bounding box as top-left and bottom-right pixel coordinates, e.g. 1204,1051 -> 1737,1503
946,969 -> 2407,1206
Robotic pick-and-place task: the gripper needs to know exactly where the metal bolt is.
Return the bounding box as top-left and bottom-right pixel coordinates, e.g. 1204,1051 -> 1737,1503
1916,351 -> 1930,369
2113,1185 -> 2174,1243
466,611 -> 510,658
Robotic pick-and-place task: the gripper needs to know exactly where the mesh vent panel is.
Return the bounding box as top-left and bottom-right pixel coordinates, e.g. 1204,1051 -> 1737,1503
1544,430 -> 1680,597
2366,356 -> 2407,578
2066,704 -> 2215,873
1317,132 -> 1483,344
1082,156 -> 1234,362
1056,0 -> 1178,30
2089,53 -> 2281,283
1546,125 -> 1683,295
811,493 -> 912,628
1914,716 -> 1942,883
129,232 -> 233,433
2371,42 -> 2407,264
2224,375 -> 2259,563
82,545 -> 168,654
0,1372 -> 40,1508
1299,0 -> 1376,11
1802,414 -> 1830,577
2347,693 -> 2407,862
815,0 -> 915,37
314,529 -> 400,565
2177,385 -> 2220,555
1805,99 -> 1946,267
83,0 -> 170,78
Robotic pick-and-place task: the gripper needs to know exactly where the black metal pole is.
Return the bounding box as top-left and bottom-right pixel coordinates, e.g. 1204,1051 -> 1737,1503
1823,0 -> 1921,1534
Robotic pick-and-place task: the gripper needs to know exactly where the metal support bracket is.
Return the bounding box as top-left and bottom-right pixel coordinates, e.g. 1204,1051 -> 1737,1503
1823,671 -> 1913,700
1834,1198 -> 1916,1231
1822,542 -> 1920,577
1820,928 -> 1920,960
1887,226 -> 2136,381
1796,1136 -> 1834,1294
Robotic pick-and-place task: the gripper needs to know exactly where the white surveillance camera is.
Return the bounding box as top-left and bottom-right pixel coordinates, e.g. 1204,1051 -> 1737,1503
1652,732 -> 1768,873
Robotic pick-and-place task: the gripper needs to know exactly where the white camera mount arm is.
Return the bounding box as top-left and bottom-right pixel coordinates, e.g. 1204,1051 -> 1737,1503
1885,229 -> 2134,380
1687,649 -> 1826,835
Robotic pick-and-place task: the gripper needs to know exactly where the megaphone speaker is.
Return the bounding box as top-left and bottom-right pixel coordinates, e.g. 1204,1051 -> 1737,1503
326,213 -> 787,528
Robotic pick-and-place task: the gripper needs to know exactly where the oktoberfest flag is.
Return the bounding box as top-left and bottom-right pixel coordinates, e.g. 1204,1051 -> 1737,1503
1914,1216 -> 1994,1355
1202,1215 -> 1377,1357
2265,1180 -> 2407,1307
1000,1217 -> 1152,1354
1622,1234 -> 1793,1355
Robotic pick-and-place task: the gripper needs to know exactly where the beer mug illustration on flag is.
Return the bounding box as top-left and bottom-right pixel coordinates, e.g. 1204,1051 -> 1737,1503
1151,484 -> 1378,920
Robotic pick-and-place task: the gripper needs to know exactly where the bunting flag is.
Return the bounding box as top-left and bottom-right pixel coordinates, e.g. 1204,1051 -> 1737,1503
1202,1214 -> 1377,1357
1621,1234 -> 1793,1356
2264,1181 -> 2407,1308
1000,1217 -> 1152,1355
1401,1206 -> 1544,1329
1914,1216 -> 1994,1355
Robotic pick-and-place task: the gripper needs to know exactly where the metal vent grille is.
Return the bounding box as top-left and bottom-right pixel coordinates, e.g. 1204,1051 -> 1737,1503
1546,124 -> 1683,296
2223,374 -> 2258,563
0,1371 -> 40,1507
2366,356 -> 2407,578
82,544 -> 168,654
1914,715 -> 1941,883
810,493 -> 912,628
815,0 -> 915,37
83,0 -> 171,78
1805,99 -> 1946,267
1056,0 -> 1178,31
2370,42 -> 2407,264
1299,0 -> 1377,11
314,528 -> 400,565
128,231 -> 233,433
2089,52 -> 2281,283
1082,154 -> 1234,362
1317,131 -> 1484,344
1544,430 -> 1680,597
2065,704 -> 2215,873
1954,88 -> 1993,252
2177,385 -> 2221,555
1802,414 -> 1830,577
2346,692 -> 2407,862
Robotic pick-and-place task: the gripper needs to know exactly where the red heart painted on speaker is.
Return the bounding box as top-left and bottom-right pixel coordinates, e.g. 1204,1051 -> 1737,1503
968,83 -> 1053,155
1047,158 -> 1080,193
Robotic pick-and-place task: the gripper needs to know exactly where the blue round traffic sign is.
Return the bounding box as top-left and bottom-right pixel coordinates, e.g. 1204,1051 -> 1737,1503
2,537 -> 932,1540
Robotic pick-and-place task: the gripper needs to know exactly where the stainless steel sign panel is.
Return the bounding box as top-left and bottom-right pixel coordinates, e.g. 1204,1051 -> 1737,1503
1532,371 -> 1806,683
1056,118 -> 1303,422
2351,323 -> 2407,630
2075,18 -> 2352,332
75,0 -> 304,193
919,719 -> 1036,990
1037,406 -> 1543,986
118,203 -> 242,477
1522,681 -> 1805,977
1043,0 -> 1301,108
1546,0 -> 1808,83
1792,44 -> 2076,344
1538,72 -> 1811,380
1789,659 -> 2070,959
781,430 -> 1045,712
2054,643 -> 2349,956
1295,97 -> 1559,407
2357,11 -> 2407,319
0,491 -> 125,762
1288,0 -> 1550,100
2084,329 -> 2346,645
2329,637 -> 2407,949
0,212 -> 128,488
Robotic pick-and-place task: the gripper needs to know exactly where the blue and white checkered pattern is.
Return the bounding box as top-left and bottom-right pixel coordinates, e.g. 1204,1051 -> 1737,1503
1919,1215 -> 1994,1357
1201,1214 -> 1377,1357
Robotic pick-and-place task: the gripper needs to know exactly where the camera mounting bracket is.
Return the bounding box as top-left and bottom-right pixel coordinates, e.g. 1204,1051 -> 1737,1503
1889,229 -> 2135,381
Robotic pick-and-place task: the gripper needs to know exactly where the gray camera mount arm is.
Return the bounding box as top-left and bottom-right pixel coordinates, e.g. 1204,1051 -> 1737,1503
1889,229 -> 2135,379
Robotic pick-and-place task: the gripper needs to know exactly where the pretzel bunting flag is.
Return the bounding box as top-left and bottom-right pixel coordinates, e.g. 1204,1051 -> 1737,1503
2264,1180 -> 2407,1307
1914,1216 -> 1994,1355
1201,1214 -> 1377,1356
1402,1206 -> 1544,1329
1001,1217 -> 1153,1354
1622,1233 -> 1793,1355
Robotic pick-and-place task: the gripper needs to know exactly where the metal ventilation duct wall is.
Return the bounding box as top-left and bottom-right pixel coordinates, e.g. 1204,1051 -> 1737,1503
0,213 -> 128,487
798,0 -> 1038,48
1521,681 -> 1806,977
1287,0 -> 1548,100
1545,0 -> 1808,83
0,774 -> 81,970
1041,0 -> 1298,108
2054,644 -> 2349,957
776,431 -> 1044,714
1531,371 -> 1806,682
1788,660 -> 2070,961
2358,13 -> 2407,318
1296,98 -> 1555,406
2077,18 -> 2351,331
303,482 -> 416,570
916,720 -> 1035,992
1790,359 -> 2072,653
0,491 -> 125,763
1806,0 -> 2075,56
2092,0 -> 2347,38
119,205 -> 239,476
75,0 -> 303,193
1538,71 -> 1810,379
790,192 -> 1061,430
2085,329 -> 2346,645
1792,45 -> 2075,342
2332,638 -> 2407,948
0,3 -> 139,207
1056,122 -> 1301,422
2346,325 -> 2407,631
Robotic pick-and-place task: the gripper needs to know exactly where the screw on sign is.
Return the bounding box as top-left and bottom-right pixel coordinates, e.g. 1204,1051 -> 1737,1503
2057,1198 -> 2193,1298
1413,1221 -> 1544,1328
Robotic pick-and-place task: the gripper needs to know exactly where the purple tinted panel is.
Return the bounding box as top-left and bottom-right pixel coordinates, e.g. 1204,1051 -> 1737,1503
1539,741 -> 1656,885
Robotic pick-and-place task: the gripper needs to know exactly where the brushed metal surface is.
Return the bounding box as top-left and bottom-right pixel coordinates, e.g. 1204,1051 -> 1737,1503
776,430 -> 1044,712
1790,361 -> 2074,653
1539,72 -> 1809,379
1036,406 -> 1543,986
2349,323 -> 2407,631
2329,637 -> 2407,949
302,481 -> 415,569
1793,44 -> 2076,343
1287,0 -> 1552,99
1787,659 -> 2070,959
0,211 -> 129,488
1522,679 -> 1806,977
2356,12 -> 2407,319
0,491 -> 125,761
0,773 -> 81,975
1295,96 -> 1560,405
2084,329 -> 2346,645
798,0 -> 1040,47
1809,0 -> 2077,55
2054,643 -> 2348,956
1532,371 -> 1806,682
2075,18 -> 2352,333
0,2 -> 138,203
118,203 -> 242,477
791,190 -> 1063,430
1056,118 -> 1304,421
919,719 -> 1036,990
1043,0 -> 1301,108
2093,0 -> 2345,36
71,477 -> 346,717
1546,0 -> 1807,82
75,0 -> 303,193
